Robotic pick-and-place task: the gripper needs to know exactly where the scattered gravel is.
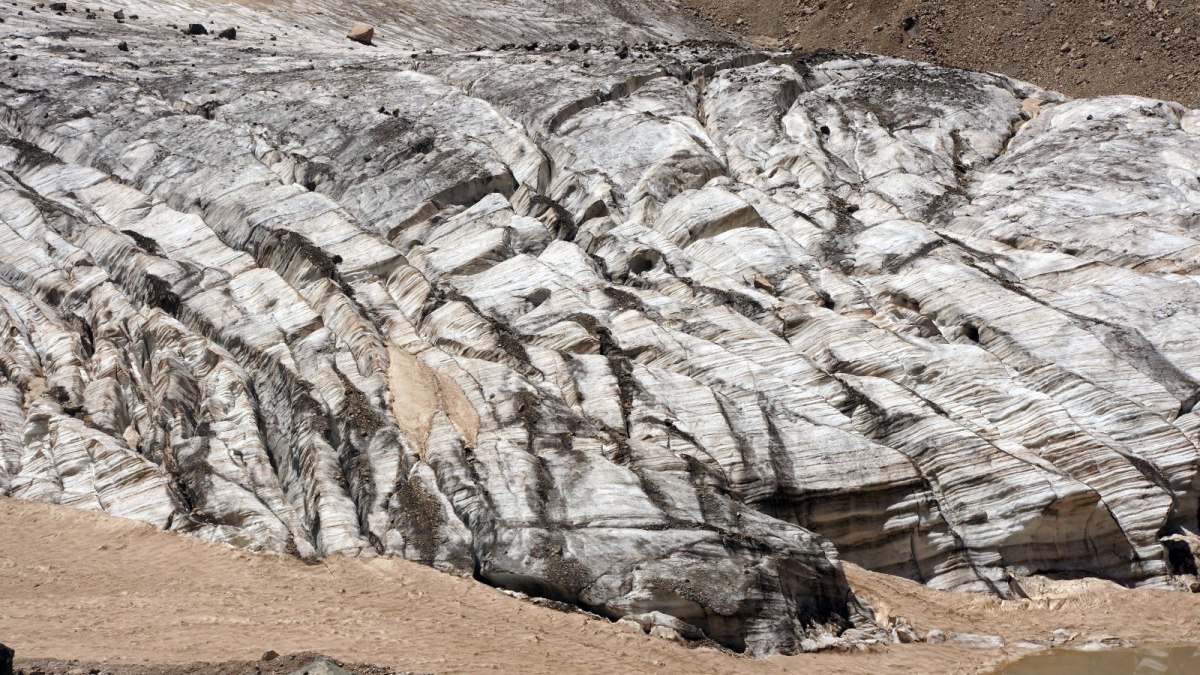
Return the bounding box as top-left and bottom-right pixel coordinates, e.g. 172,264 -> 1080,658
680,0 -> 1200,107
14,652 -> 420,675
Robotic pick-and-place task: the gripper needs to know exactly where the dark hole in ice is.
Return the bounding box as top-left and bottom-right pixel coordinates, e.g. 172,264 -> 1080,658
526,288 -> 550,308
629,252 -> 656,274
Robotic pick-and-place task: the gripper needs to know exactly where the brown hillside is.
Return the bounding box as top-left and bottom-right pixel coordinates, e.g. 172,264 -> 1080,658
680,0 -> 1200,107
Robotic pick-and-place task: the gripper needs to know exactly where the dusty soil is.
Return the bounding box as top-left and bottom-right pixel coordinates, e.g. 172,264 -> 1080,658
13,652 -> 416,675
3,496 -> 1200,674
679,0 -> 1200,107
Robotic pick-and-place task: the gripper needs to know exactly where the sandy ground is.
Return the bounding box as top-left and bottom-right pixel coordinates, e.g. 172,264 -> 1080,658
679,0 -> 1200,108
3,496 -> 1200,674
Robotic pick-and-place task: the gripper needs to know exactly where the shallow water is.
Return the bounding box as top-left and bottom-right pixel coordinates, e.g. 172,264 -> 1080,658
998,646 -> 1200,674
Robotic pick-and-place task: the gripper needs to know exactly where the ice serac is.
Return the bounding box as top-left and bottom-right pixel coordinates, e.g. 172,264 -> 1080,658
2,0 -> 1199,656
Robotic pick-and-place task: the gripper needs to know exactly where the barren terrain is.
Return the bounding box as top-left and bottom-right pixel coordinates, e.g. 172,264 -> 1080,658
5,498 -> 1200,674
682,0 -> 1200,107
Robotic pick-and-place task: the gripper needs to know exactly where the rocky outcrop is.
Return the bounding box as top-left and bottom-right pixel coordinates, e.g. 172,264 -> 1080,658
1,0 -> 1199,656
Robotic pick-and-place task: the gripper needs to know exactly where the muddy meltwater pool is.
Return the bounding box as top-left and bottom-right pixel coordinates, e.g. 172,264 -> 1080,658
997,645 -> 1200,674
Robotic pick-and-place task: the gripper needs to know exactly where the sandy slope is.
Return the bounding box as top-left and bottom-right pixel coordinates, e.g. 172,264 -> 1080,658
2,497 -> 1199,674
680,0 -> 1200,108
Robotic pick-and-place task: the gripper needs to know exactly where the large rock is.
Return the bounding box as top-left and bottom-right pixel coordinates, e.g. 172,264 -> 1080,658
1,0 -> 1199,657
346,23 -> 374,45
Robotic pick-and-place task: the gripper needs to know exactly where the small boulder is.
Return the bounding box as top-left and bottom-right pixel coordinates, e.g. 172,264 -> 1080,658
1049,628 -> 1080,645
800,633 -> 845,653
1081,635 -> 1132,650
891,617 -> 919,644
113,9 -> 124,20
0,642 -> 12,675
186,23 -> 207,35
751,273 -> 775,293
261,650 -> 279,662
567,38 -> 580,51
218,27 -> 236,40
614,618 -> 645,634
49,2 -> 65,11
346,23 -> 374,45
117,41 -> 128,51
839,628 -> 882,645
648,625 -> 682,643
925,628 -> 947,644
